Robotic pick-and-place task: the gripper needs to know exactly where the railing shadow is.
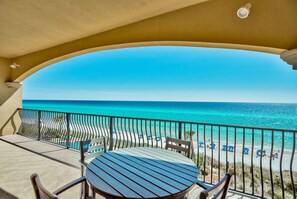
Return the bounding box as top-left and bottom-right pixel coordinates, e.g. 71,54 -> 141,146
0,109 -> 19,136
0,138 -> 80,170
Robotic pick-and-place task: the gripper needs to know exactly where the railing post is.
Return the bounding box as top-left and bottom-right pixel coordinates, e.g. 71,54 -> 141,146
66,113 -> 70,149
178,122 -> 182,140
37,110 -> 41,141
109,117 -> 114,151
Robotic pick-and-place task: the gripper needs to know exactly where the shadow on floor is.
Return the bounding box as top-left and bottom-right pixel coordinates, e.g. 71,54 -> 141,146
13,140 -> 36,144
41,148 -> 66,154
0,188 -> 19,199
0,138 -> 79,170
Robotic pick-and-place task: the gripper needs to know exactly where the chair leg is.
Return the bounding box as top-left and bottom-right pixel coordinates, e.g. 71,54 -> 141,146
91,186 -> 96,199
81,166 -> 84,198
83,181 -> 89,199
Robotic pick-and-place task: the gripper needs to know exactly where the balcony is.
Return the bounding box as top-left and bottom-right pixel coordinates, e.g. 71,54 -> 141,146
1,1 -> 297,198
0,108 -> 295,198
0,134 -> 254,199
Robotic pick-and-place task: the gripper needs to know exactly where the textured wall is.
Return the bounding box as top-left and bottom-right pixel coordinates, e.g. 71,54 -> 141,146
10,0 -> 297,82
0,58 -> 22,136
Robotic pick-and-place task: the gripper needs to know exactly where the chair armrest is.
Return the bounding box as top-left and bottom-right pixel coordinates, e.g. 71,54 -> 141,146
53,176 -> 86,195
196,180 -> 210,190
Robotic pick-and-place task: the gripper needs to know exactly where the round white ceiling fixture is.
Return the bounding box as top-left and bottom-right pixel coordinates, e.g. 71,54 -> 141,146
237,3 -> 251,19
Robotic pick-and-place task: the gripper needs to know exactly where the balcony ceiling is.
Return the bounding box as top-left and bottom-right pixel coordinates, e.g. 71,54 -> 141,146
0,0 -> 208,58
1,0 -> 297,79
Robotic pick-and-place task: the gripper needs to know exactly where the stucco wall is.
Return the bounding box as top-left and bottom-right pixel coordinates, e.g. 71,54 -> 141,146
11,0 -> 297,82
0,58 -> 22,136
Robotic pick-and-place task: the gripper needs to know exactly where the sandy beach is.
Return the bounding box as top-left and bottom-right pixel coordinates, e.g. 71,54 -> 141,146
22,120 -> 297,172
108,132 -> 297,172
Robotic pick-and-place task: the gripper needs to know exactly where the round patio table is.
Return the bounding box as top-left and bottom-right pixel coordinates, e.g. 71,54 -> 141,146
86,147 -> 198,199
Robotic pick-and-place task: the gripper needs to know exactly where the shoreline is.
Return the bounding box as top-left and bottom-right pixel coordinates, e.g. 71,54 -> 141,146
21,121 -> 297,172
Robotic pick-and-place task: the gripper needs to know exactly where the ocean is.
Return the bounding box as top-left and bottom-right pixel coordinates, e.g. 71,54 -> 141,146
21,100 -> 297,156
23,100 -> 297,130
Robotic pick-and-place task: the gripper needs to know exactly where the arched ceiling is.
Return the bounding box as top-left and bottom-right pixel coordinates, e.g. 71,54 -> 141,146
0,0 -> 208,58
0,0 -> 296,82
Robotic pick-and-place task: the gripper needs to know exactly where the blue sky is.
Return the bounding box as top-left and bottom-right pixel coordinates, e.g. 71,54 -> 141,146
23,46 -> 297,103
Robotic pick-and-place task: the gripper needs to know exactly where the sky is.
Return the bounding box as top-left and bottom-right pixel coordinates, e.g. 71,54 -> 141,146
23,46 -> 297,103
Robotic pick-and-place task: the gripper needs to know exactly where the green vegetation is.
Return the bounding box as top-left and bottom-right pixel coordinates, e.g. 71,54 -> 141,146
193,154 -> 297,198
19,123 -> 38,138
53,114 -> 66,133
185,130 -> 195,141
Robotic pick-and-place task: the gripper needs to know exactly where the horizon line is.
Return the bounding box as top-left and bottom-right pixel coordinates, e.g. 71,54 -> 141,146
22,99 -> 297,104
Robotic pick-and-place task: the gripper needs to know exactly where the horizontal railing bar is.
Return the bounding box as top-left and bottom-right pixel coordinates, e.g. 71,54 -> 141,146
18,108 -> 297,132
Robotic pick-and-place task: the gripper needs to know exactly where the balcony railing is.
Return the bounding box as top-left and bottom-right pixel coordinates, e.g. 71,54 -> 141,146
17,108 -> 297,198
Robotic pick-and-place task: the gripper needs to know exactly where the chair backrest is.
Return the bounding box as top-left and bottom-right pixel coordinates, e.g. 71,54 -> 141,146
165,137 -> 192,158
80,137 -> 106,163
30,173 -> 58,199
199,172 -> 233,199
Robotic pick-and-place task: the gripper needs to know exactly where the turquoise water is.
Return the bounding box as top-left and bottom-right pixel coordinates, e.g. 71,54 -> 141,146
23,100 -> 297,130
22,100 -> 297,150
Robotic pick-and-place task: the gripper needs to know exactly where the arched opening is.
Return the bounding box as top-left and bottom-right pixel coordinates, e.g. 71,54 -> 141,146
18,46 -> 297,198
2,1 -> 297,198
22,46 -> 297,128
12,41 -> 289,83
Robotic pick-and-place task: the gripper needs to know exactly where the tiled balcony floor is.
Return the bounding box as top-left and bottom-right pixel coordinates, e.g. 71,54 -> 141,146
0,135 -> 82,199
0,135 -> 256,199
